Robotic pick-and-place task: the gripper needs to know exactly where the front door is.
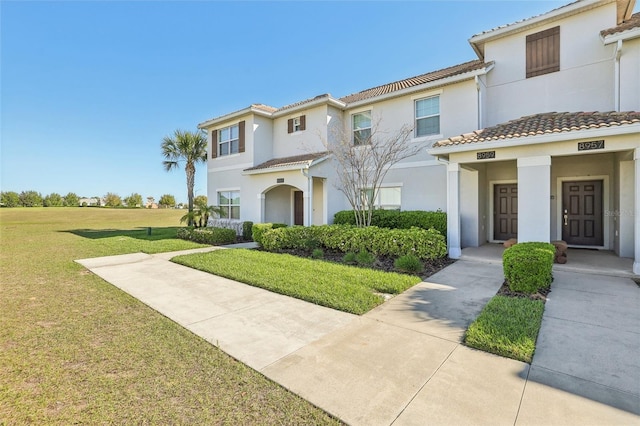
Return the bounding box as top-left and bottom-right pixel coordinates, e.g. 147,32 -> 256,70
294,191 -> 304,225
562,180 -> 603,246
494,184 -> 518,241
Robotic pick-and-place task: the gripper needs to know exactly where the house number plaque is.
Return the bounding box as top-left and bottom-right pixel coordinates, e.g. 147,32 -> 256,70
277,178 -> 284,183
578,140 -> 604,151
476,151 -> 496,160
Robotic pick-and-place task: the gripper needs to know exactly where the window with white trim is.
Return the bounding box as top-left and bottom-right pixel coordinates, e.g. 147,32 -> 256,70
218,124 -> 239,157
361,187 -> 401,210
218,191 -> 240,219
415,96 -> 440,137
352,111 -> 372,145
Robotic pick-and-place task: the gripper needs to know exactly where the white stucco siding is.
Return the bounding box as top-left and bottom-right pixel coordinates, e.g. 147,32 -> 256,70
206,113 -> 256,171
381,165 -> 447,211
272,105 -> 329,159
620,37 -> 640,112
483,4 -> 617,126
253,115 -> 274,165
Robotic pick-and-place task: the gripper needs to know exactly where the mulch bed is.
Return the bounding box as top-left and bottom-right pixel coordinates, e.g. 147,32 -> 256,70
263,247 -> 456,280
496,280 -> 551,302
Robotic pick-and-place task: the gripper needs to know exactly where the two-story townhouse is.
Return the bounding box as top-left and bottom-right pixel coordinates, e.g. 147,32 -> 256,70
200,0 -> 640,273
199,60 -> 492,227
428,0 -> 640,273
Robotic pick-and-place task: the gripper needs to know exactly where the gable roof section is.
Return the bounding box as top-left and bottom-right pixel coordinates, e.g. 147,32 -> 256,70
244,151 -> 330,173
433,111 -> 640,148
468,0 -> 633,58
338,60 -> 488,104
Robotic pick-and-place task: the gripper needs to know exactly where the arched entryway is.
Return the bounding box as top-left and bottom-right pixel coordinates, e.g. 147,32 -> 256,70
263,184 -> 304,226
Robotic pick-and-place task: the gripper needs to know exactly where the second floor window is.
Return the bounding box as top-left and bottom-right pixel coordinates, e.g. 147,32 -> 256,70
415,96 -> 440,137
288,115 -> 306,133
218,124 -> 239,156
353,111 -> 372,145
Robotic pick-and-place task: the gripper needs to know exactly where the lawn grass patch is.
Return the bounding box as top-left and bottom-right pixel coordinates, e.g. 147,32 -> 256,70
464,295 -> 544,363
173,249 -> 422,315
0,208 -> 341,424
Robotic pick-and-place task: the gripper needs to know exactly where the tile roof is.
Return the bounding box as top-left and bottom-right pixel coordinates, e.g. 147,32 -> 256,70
244,151 -> 330,171
338,60 -> 489,104
601,11 -> 640,36
433,111 -> 640,148
251,104 -> 278,113
277,94 -> 334,112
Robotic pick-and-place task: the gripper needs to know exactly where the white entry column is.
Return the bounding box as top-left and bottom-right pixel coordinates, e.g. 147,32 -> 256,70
447,163 -> 462,259
517,156 -> 551,243
634,148 -> 640,274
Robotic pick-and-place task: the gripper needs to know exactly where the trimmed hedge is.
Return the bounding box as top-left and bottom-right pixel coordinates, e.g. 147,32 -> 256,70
333,209 -> 446,237
177,227 -> 237,245
261,224 -> 446,260
503,242 -> 555,293
242,221 -> 253,240
251,223 -> 287,246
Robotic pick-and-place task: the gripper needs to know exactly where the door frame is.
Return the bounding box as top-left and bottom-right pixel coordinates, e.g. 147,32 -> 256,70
488,179 -> 517,243
556,175 -> 609,249
291,189 -> 304,226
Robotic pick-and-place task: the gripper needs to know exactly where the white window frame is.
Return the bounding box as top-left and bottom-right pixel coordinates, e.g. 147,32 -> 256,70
218,190 -> 240,219
218,124 -> 239,157
361,186 -> 402,211
292,117 -> 301,132
415,96 -> 440,138
352,110 -> 372,146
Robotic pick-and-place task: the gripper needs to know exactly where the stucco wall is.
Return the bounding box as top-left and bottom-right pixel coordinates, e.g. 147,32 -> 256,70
483,3 -> 617,126
620,37 -> 640,112
264,185 -> 296,225
272,104 -> 328,159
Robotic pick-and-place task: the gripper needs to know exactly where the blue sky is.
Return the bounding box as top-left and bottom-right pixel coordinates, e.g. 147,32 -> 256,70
2,0 -> 619,203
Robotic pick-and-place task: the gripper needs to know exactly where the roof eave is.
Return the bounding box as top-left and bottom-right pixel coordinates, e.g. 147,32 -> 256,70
344,64 -> 494,110
469,0 -> 607,52
198,106 -> 274,129
271,97 -> 346,118
242,154 -> 330,175
601,26 -> 640,43
428,122 -> 640,155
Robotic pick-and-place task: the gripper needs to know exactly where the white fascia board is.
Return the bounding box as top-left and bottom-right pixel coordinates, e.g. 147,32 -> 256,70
601,26 -> 640,44
344,66 -> 493,110
271,98 -> 346,118
198,106 -> 273,129
428,123 -> 640,155
469,0 -> 606,54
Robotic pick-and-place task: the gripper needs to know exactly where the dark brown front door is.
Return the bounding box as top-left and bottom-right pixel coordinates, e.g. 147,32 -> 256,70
494,184 -> 518,241
562,180 -> 603,246
294,191 -> 304,226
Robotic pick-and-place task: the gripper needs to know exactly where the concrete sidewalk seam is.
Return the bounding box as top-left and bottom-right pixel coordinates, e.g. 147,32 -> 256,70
363,315 -> 465,345
513,360 -> 532,426
531,365 -> 640,398
388,344 -> 460,425
542,314 -> 640,334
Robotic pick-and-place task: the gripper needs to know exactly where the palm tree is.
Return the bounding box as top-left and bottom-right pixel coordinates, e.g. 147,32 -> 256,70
161,130 -> 207,225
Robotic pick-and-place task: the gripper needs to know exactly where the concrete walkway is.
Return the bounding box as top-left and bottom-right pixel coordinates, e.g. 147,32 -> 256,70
76,249 -> 640,425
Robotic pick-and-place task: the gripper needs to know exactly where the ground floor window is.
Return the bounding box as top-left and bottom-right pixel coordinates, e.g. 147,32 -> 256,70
362,186 -> 401,210
218,191 -> 240,219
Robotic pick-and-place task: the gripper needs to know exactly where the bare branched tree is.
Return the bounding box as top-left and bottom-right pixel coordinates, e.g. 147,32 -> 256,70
321,115 -> 419,227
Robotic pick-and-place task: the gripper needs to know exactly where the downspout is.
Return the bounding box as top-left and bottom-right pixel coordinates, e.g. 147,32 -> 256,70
301,166 -> 311,226
614,40 -> 622,112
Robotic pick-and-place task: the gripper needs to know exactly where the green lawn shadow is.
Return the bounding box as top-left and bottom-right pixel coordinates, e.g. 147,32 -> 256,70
65,227 -> 181,241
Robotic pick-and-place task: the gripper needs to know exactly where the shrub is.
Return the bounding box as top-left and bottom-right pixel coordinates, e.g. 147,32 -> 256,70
333,209 -> 447,237
355,250 -> 376,266
251,223 -> 287,246
343,252 -> 357,264
394,254 -> 424,274
176,227 -> 236,245
311,248 -> 324,259
503,242 -> 555,294
260,224 -> 446,260
242,221 -> 253,240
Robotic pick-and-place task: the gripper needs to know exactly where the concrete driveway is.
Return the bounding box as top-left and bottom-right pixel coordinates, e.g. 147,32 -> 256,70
76,249 -> 640,425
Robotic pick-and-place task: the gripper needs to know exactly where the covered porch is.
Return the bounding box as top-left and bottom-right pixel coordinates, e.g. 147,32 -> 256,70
461,244 -> 637,279
429,112 -> 640,275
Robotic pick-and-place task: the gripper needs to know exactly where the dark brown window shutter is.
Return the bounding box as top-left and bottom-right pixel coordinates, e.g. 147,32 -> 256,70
238,121 -> 245,153
300,115 -> 306,131
211,130 -> 218,158
287,118 -> 293,134
526,26 -> 559,78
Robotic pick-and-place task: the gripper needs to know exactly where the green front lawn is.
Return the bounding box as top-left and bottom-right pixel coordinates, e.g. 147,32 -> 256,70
173,249 -> 422,315
464,295 -> 545,363
0,208 -> 341,424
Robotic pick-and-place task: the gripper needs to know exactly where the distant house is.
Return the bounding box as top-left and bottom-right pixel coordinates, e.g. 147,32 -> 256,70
200,0 -> 640,273
78,197 -> 100,207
